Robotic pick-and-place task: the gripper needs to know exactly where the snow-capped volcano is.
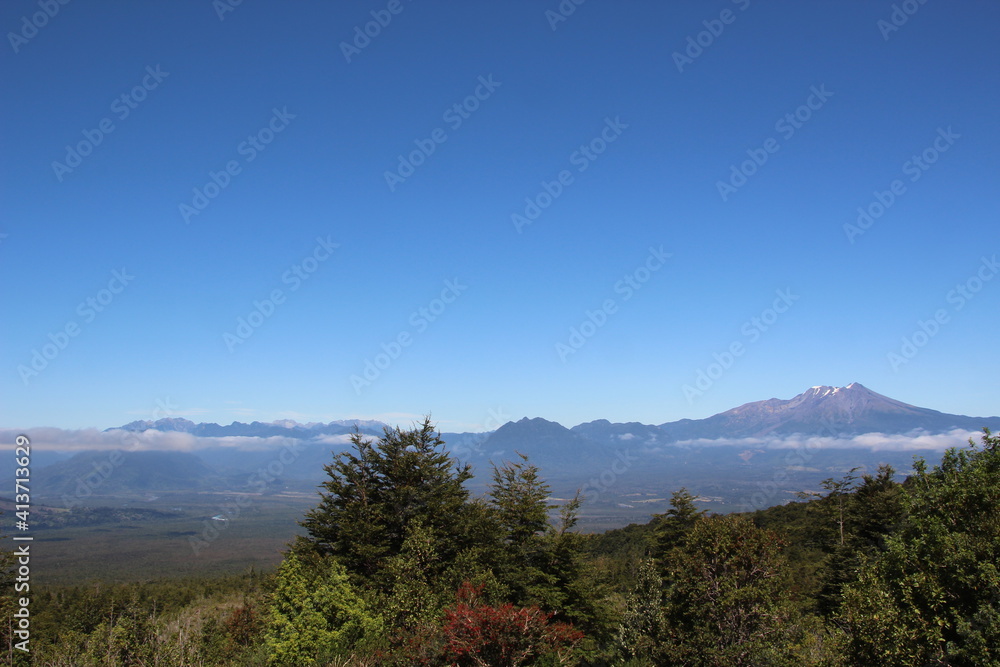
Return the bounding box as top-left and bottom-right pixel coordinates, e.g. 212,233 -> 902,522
656,383 -> 999,441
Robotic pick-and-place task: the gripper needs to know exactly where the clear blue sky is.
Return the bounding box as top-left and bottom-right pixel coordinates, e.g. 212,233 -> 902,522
3,1 -> 999,432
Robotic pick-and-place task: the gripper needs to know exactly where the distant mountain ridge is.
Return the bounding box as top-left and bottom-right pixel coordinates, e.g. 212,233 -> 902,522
32,383 -> 1000,516
482,417 -> 609,468
111,418 -> 389,439
35,450 -> 221,498
108,383 -> 1000,445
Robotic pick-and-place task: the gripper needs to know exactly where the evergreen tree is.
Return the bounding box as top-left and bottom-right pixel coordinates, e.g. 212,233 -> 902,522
796,468 -> 861,551
0,519 -> 29,667
616,558 -> 666,662
540,493 -> 602,630
490,452 -> 551,549
78,601 -> 159,667
297,418 -> 476,592
265,551 -> 382,666
850,464 -> 904,549
487,453 -> 553,606
660,514 -> 797,666
841,429 -> 1000,666
816,464 -> 903,617
651,487 -> 706,560
487,461 -> 609,646
381,519 -> 448,629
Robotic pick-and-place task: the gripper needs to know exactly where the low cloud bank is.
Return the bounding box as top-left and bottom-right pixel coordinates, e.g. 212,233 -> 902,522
661,428 -> 982,452
0,426 -> 986,455
0,427 -> 358,453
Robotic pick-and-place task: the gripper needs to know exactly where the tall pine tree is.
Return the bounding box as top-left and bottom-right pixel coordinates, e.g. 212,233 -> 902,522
297,418 -> 477,592
651,487 -> 706,561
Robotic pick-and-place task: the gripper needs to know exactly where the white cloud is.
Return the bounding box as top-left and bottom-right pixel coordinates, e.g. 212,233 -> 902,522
0,427 -> 334,453
311,433 -> 363,446
2,426 -> 986,456
655,428 -> 982,453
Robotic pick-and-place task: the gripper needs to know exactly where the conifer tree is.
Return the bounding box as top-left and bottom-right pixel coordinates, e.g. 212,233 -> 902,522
660,514 -> 797,666
381,519 -> 447,629
816,464 -> 903,617
297,418 -> 476,592
616,558 -> 666,662
487,453 -> 553,606
265,551 -> 382,666
841,429 -> 1000,666
651,487 -> 706,560
490,452 -> 551,549
487,459 -> 606,641
0,520 -> 28,666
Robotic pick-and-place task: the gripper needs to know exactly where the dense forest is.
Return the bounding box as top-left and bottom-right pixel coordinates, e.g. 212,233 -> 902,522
3,420 -> 999,666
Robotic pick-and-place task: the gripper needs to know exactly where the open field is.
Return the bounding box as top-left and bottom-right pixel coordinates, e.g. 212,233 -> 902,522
25,492 -> 314,585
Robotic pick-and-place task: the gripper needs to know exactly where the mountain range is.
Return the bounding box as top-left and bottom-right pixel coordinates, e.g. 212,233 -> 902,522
108,382 -> 999,446
113,417 -> 387,439
25,383 -> 1000,518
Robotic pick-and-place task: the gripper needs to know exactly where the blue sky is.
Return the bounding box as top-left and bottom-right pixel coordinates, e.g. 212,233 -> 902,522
3,0 -> 999,433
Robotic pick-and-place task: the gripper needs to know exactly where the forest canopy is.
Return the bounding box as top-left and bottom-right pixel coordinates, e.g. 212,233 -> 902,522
5,421 -> 999,666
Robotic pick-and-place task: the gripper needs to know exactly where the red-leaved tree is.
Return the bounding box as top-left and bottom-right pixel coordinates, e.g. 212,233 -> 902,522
440,582 -> 583,666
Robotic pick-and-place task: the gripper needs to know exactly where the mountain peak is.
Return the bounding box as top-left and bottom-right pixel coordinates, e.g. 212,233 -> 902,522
506,417 -> 567,431
659,383 -> 997,440
117,417 -> 198,433
484,416 -> 605,466
805,383 -> 868,398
